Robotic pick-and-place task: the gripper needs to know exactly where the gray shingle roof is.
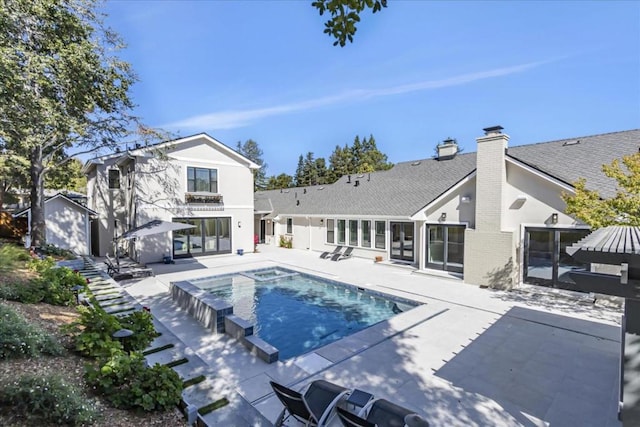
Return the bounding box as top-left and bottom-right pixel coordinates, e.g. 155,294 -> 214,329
508,129 -> 640,199
257,129 -> 640,218
255,154 -> 477,218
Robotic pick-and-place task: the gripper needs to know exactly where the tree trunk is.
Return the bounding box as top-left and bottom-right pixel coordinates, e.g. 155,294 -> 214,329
30,146 -> 46,248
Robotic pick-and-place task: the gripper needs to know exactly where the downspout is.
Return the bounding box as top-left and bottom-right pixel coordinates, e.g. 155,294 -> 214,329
85,212 -> 90,255
308,216 -> 312,251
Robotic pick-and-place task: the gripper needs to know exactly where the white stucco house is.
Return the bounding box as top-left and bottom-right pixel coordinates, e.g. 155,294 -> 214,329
13,192 -> 97,255
84,133 -> 259,265
255,127 -> 640,289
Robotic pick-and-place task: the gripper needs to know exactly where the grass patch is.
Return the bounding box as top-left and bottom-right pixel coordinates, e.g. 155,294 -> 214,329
182,375 -> 206,388
143,343 -> 174,356
198,398 -> 229,415
166,358 -> 189,368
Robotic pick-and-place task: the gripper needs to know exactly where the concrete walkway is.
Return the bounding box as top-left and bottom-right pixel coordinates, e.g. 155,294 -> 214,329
118,245 -> 622,427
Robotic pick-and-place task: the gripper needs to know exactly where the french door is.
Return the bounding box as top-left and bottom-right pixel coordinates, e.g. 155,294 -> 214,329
172,217 -> 232,258
523,227 -> 590,287
390,222 -> 414,262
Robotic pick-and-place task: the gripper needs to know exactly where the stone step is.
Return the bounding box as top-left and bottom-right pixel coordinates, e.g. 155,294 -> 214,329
103,304 -> 138,315
88,281 -> 117,289
99,297 -> 137,308
145,346 -> 187,366
171,358 -> 210,383
95,293 -> 127,302
181,377 -> 229,411
90,288 -> 121,296
198,395 -> 271,427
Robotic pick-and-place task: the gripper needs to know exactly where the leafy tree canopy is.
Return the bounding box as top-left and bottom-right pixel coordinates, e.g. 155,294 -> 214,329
327,134 -> 392,181
563,153 -> 640,228
45,158 -> 87,193
0,0 -> 141,245
265,173 -> 294,190
312,0 -> 388,47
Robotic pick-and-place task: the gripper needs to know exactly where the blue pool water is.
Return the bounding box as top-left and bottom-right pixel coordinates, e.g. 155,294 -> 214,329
190,269 -> 418,360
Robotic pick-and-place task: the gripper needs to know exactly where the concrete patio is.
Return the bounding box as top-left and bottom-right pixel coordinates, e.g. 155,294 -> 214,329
117,244 -> 622,427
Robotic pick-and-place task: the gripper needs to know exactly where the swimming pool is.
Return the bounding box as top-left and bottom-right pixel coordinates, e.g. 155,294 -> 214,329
189,268 -> 419,360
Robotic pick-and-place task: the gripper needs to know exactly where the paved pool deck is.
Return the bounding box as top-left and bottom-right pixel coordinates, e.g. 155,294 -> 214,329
118,244 -> 623,427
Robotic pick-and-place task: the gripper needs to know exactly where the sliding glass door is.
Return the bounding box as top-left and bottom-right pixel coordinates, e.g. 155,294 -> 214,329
172,217 -> 232,258
426,225 -> 465,273
524,227 -> 590,287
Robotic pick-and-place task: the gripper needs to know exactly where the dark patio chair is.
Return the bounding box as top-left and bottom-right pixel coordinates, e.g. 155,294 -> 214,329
336,399 -> 428,427
331,246 -> 354,261
320,245 -> 343,259
270,379 -> 351,426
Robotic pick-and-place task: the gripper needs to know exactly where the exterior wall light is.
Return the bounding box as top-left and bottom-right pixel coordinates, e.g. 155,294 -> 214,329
461,195 -> 472,203
440,212 -> 447,222
238,221 -> 242,228
320,219 -> 324,225
551,213 -> 558,224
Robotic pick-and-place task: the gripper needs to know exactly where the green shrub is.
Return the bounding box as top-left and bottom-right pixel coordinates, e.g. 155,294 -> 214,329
27,255 -> 56,273
118,310 -> 159,352
85,351 -> 182,411
0,374 -> 97,425
38,265 -> 87,306
0,280 -> 46,304
279,235 -> 293,248
66,306 -> 158,357
0,304 -> 63,359
0,258 -> 87,306
0,244 -> 31,268
40,243 -> 76,259
65,305 -> 123,357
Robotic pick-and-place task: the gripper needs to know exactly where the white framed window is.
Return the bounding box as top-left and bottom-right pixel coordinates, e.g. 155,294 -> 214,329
337,220 -> 346,245
286,218 -> 293,234
349,220 -> 358,246
108,169 -> 120,189
361,220 -> 371,247
326,219 -> 335,243
187,166 -> 218,193
375,221 -> 385,249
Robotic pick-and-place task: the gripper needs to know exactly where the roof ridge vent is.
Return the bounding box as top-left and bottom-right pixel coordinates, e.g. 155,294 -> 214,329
562,139 -> 580,146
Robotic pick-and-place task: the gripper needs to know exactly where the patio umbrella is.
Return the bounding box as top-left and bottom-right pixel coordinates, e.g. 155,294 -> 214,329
120,220 -> 195,240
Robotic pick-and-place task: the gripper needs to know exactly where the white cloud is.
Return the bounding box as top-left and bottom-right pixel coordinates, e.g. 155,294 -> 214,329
164,61 -> 549,130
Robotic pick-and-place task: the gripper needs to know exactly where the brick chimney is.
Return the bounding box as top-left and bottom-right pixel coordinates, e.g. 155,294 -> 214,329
436,137 -> 459,160
475,126 -> 509,231
464,125 -> 516,289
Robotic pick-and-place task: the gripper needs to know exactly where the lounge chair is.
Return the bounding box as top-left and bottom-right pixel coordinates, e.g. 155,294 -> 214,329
320,245 -> 343,259
336,399 -> 428,427
270,379 -> 351,426
331,246 -> 354,261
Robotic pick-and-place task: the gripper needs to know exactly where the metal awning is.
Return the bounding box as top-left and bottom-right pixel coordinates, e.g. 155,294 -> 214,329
119,220 -> 195,240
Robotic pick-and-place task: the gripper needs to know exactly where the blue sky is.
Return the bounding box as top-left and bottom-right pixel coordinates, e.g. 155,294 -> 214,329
103,1 -> 640,176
